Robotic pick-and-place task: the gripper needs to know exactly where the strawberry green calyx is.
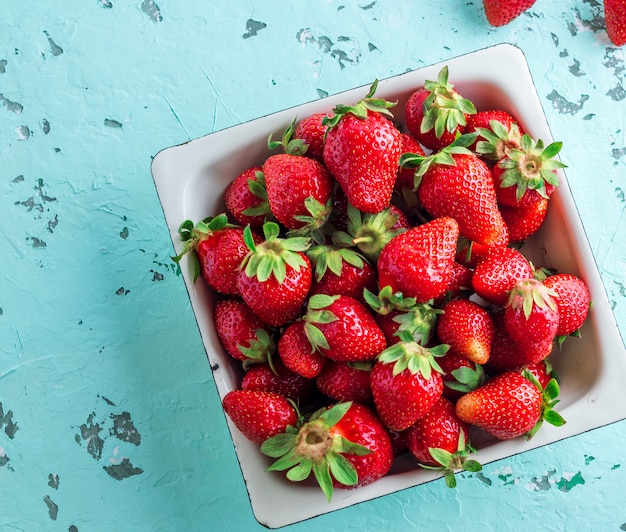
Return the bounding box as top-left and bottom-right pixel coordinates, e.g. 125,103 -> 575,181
261,401 -> 372,502
496,134 -> 566,201
507,278 -> 558,319
172,213 -> 233,281
241,170 -> 271,218
323,79 -> 397,130
422,430 -> 482,488
445,364 -> 486,394
421,66 -> 476,138
523,369 -> 566,440
287,196 -> 334,245
241,222 -> 311,284
474,119 -> 524,161
307,244 -> 366,283
363,285 -> 419,316
303,294 -> 340,351
378,330 -> 448,378
238,328 -> 276,370
268,117 -> 309,156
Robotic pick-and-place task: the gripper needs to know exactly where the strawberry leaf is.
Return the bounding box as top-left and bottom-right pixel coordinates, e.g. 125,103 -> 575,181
326,452 -> 359,487
286,458 -> 313,481
313,460 -> 334,502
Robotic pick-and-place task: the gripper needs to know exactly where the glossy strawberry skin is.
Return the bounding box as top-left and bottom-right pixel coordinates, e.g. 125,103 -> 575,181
500,198 -> 549,244
438,350 -> 485,401
316,361 -> 373,404
294,112 -> 329,162
377,217 -> 459,303
222,390 -> 298,445
395,132 -> 425,191
241,360 -> 314,404
309,260 -> 378,303
417,152 -> 508,247
543,273 -> 591,336
606,0 -> 626,47
278,321 -> 328,379
404,397 -> 469,466
323,110 -> 402,213
370,359 -> 444,432
482,0 -> 537,27
455,370 -> 542,440
224,166 -> 267,230
465,109 -> 522,156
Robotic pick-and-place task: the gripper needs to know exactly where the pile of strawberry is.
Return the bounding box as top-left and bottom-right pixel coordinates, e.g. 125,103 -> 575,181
174,66 -> 591,501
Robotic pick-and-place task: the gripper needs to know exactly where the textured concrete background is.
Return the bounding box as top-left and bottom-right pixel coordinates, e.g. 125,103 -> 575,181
1,1 -> 625,530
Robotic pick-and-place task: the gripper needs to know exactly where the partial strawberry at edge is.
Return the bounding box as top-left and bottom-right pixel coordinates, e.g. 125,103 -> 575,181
605,0 -> 626,47
482,0 -> 537,27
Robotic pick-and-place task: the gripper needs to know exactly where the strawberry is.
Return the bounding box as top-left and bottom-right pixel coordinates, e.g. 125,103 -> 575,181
222,390 -> 298,445
404,397 -> 482,487
482,0 -> 537,27
543,273 -> 591,338
237,223 -> 312,327
499,197 -> 549,243
491,134 -> 565,208
471,246 -> 534,305
261,401 -> 394,501
434,261 -> 473,305
377,217 -> 460,303
518,359 -> 557,391
293,112 -> 330,162
402,136 -> 509,247
503,278 -> 560,363
173,214 -> 260,294
405,66 -> 476,151
606,0 -> 626,46
455,238 -> 491,268
323,80 -> 403,213
455,369 -> 565,440
370,331 -> 447,431
277,321 -> 328,379
465,112 -> 524,161
303,294 -> 387,362
264,120 -> 333,230
395,132 -> 426,191
224,166 -> 270,230
315,360 -> 373,404
438,350 -> 486,401
436,299 -> 495,365
241,359 -> 314,404
214,298 -> 275,367
484,310 -> 538,373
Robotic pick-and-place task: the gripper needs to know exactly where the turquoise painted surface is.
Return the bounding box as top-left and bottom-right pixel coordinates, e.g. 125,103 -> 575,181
1,1 -> 625,530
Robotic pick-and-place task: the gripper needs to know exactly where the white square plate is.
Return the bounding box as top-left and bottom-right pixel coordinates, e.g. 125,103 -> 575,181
151,43 -> 626,528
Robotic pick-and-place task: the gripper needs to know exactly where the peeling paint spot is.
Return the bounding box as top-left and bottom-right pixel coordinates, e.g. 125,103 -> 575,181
0,59 -> 6,73
606,83 -> 626,102
317,89 -> 329,98
557,471 -> 585,492
0,93 -> 24,113
115,287 -> 130,295
43,31 -> 63,56
120,227 -> 129,239
109,412 -> 141,445
103,458 -> 144,480
612,463 -> 621,470
12,175 -> 24,183
140,0 -> 162,22
243,19 -> 267,39
16,179 -> 57,213
551,33 -> 559,47
0,447 -> 10,468
546,90 -> 589,115
368,42 -> 378,52
475,472 -> 492,486
47,215 -> 59,233
616,187 -> 625,202
16,125 -> 31,139
527,470 -> 556,491
100,0 -> 113,7
297,28 -> 362,70
360,1 -> 376,9
151,270 -> 164,281
104,118 -> 123,128
0,403 -> 19,439
99,395 -> 116,406
27,236 -> 47,248
620,523 -> 626,532
42,118 -> 50,134
48,473 -> 60,489
584,454 -> 596,465
76,413 -> 105,460
568,58 -> 585,77
43,495 -> 58,520
612,147 -> 626,163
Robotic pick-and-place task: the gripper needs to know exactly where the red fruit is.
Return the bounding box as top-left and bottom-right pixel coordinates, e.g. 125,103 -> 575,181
370,336 -> 447,431
455,239 -> 491,268
261,402 -> 394,501
437,299 -> 495,365
471,246 -> 534,305
465,111 -> 524,160
316,360 -> 373,404
377,217 -> 459,303
606,0 -> 626,46
434,261 -> 473,305
503,278 -> 560,363
438,350 -> 486,401
214,298 -> 275,366
222,390 -> 298,445
224,166 -> 269,230
404,397 -> 481,487
293,112 -> 330,162
395,133 -> 425,191
405,143 -> 509,246
518,360 -> 555,390
278,321 -> 328,379
241,360 -> 314,404
237,223 -> 312,327
405,66 -> 476,151
303,294 -> 387,362
482,0 -> 537,27
484,310 -> 537,373
500,197 -> 549,243
543,273 -> 591,337
323,81 -> 403,213
455,369 -> 565,440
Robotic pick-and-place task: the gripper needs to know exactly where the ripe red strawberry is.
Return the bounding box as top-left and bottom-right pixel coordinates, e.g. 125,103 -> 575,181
303,294 -> 387,362
482,0 -> 537,27
455,369 -> 565,440
241,359 -> 314,404
404,397 -> 482,487
504,278 -> 560,363
264,121 -> 333,230
434,261 -> 473,305
405,66 -> 476,151
471,246 -> 534,305
465,111 -> 524,161
214,298 -> 275,366
222,390 -> 298,445
543,273 -> 591,337
237,223 -> 312,327
402,137 -> 509,247
370,332 -> 447,431
173,214 -> 260,294
278,321 -> 328,379
484,310 -> 538,373
224,166 -> 269,230
377,217 -> 460,303
293,112 -> 330,162
605,0 -> 626,46
491,134 -> 565,208
323,80 -> 403,213
261,401 -> 393,501
455,239 -> 491,268
436,299 -> 495,365
518,360 -> 556,391
316,360 -> 373,404
395,132 -> 425,191
438,350 -> 486,401
500,197 -> 549,243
